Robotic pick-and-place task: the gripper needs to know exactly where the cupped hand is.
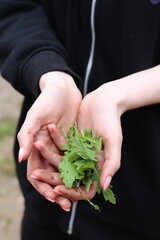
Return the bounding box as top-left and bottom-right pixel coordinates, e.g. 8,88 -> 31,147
28,124 -> 97,209
27,125 -> 72,211
17,71 -> 82,162
78,81 -> 124,190
78,66 -> 160,190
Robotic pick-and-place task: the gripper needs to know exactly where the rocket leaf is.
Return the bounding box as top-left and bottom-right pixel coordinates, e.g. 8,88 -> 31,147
59,124 -> 116,210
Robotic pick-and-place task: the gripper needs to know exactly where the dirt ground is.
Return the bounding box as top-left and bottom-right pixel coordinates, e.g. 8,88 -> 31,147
0,77 -> 24,240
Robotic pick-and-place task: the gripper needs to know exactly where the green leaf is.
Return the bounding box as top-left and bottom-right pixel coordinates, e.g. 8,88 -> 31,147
91,166 -> 100,182
59,160 -> 79,188
74,159 -> 94,172
61,144 -> 70,151
83,147 -> 97,161
58,123 -> 116,211
66,151 -> 80,162
82,177 -> 93,192
83,128 -> 92,136
102,186 -> 116,204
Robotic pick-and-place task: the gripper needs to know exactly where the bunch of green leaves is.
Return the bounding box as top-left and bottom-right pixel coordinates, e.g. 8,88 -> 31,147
59,124 -> 116,210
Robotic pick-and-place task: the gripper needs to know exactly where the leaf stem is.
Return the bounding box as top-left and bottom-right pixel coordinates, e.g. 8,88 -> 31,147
78,187 -> 100,211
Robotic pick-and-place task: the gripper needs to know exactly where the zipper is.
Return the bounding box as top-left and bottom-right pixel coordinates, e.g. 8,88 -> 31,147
67,200 -> 78,235
67,0 -> 97,235
83,0 -> 97,96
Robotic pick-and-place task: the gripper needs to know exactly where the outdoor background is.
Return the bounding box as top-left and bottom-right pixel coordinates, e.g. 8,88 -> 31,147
0,75 -> 24,240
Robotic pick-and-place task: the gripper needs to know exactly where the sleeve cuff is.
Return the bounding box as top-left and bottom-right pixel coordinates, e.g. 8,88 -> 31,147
20,50 -> 82,97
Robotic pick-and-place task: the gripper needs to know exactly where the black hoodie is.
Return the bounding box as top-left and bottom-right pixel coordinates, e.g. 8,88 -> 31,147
1,1 -> 160,239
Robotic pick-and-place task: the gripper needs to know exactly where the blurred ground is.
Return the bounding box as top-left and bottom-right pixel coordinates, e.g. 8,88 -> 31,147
0,76 -> 24,240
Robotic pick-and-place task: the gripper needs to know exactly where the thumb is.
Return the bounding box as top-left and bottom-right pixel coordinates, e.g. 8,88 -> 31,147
100,135 -> 122,190
17,113 -> 41,162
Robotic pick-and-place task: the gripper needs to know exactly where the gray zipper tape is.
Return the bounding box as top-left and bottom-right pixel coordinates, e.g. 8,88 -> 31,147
83,0 -> 97,96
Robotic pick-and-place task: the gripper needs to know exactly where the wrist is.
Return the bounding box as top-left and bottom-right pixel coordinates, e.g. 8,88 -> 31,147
113,65 -> 160,113
97,81 -> 127,117
39,71 -> 76,91
99,65 -> 160,117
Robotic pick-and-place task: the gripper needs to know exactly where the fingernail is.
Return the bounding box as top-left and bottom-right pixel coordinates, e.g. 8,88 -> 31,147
31,175 -> 38,180
62,207 -> 70,212
103,176 -> 112,191
53,189 -> 62,195
18,147 -> 24,163
48,124 -> 53,133
46,197 -> 55,203
34,142 -> 43,151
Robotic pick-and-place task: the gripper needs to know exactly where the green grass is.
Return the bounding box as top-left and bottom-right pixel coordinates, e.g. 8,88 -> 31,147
0,120 -> 17,141
0,119 -> 17,176
0,156 -> 15,176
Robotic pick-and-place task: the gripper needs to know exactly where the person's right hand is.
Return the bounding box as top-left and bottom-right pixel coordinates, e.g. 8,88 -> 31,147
27,124 -> 72,212
28,124 -> 97,211
17,71 -> 82,162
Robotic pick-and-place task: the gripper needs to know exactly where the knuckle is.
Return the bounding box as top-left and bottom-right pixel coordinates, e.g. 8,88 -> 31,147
106,133 -> 122,144
34,169 -> 43,176
27,173 -> 32,183
26,126 -> 38,137
42,190 -> 48,198
17,131 -> 21,142
34,182 -> 39,191
87,192 -> 94,200
27,172 -> 40,191
26,109 -> 33,119
52,173 -> 59,182
114,160 -> 121,172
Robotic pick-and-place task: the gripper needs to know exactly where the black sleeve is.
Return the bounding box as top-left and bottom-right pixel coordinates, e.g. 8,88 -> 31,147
0,0 -> 81,97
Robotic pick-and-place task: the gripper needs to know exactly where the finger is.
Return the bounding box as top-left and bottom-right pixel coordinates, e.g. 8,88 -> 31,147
17,122 -> 40,162
48,124 -> 67,149
28,149 -> 71,208
54,196 -> 71,212
29,177 -> 57,202
34,141 -> 62,168
17,88 -> 60,162
53,182 -> 97,201
100,134 -> 122,190
29,177 -> 71,211
30,176 -> 71,210
30,168 -> 72,209
34,126 -> 60,154
96,150 -> 105,170
31,172 -> 72,211
26,149 -> 55,200
27,147 -> 44,173
17,105 -> 43,162
31,169 -> 63,186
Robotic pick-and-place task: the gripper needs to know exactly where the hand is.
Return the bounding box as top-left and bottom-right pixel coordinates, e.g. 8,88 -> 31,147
78,81 -> 124,190
78,65 -> 160,190
29,124 -> 97,207
47,124 -> 98,201
17,71 -> 82,162
27,125 -> 73,211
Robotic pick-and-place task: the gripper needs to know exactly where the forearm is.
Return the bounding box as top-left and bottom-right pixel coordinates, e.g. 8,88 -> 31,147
101,65 -> 160,115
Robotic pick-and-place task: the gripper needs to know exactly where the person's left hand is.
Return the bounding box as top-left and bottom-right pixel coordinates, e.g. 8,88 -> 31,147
77,81 -> 124,191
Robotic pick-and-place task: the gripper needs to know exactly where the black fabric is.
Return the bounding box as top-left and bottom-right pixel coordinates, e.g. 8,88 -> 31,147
0,0 -> 82,97
1,0 -> 160,239
21,207 -> 78,240
21,50 -> 81,97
